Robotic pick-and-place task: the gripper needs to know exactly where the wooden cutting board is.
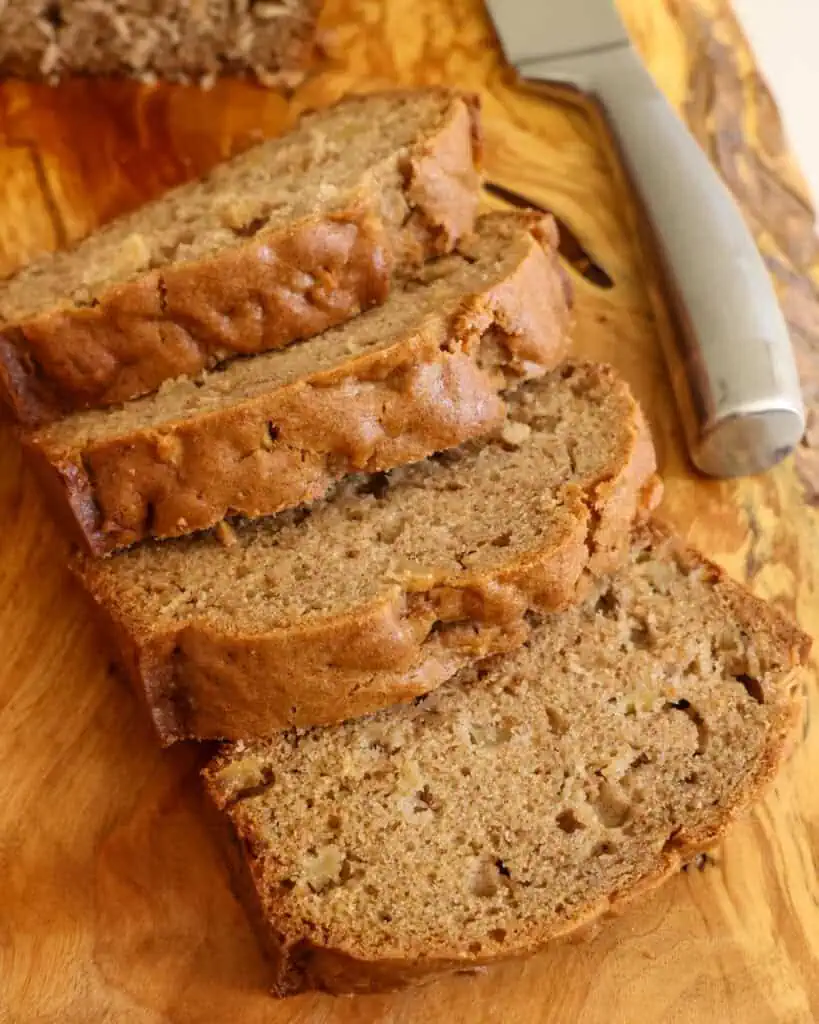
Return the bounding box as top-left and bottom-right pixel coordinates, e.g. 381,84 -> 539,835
1,1 -> 818,1021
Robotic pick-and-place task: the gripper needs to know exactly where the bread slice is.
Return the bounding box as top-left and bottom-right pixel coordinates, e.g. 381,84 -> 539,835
0,89 -> 481,426
0,0 -> 321,87
76,362 -> 659,744
204,522 -> 809,996
27,213 -> 571,555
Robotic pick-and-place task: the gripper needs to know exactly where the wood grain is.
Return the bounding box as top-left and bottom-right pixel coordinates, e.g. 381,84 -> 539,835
1,0 -> 818,1021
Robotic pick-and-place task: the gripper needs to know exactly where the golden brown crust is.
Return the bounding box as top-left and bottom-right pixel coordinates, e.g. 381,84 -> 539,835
77,364 -> 660,744
27,213 -> 571,555
0,90 -> 482,426
203,521 -> 808,996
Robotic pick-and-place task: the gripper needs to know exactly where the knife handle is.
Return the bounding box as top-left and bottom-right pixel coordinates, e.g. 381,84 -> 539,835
525,48 -> 804,478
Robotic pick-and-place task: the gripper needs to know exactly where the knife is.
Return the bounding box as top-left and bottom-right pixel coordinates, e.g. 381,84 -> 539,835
486,0 -> 805,478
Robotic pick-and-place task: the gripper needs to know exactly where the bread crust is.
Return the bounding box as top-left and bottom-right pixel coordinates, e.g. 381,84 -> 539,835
0,90 -> 482,426
76,362 -> 661,744
203,521 -> 809,996
27,213 -> 571,554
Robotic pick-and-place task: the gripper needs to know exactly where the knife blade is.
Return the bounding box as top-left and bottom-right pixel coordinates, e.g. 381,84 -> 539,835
488,0 -> 628,67
486,0 -> 805,479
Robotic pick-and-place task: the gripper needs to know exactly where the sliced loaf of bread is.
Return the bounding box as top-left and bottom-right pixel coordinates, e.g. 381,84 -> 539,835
0,89 -> 480,425
0,0 -> 321,86
76,362 -> 659,744
27,213 -> 571,554
205,522 -> 809,996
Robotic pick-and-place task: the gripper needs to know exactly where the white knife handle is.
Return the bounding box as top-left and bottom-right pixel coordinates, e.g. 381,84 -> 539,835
526,48 -> 804,478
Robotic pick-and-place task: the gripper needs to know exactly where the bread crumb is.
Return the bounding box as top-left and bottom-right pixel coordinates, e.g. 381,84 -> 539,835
216,521 -> 238,548
520,360 -> 544,379
385,558 -> 439,589
214,753 -> 268,792
397,796 -> 435,824
376,515 -> 405,544
500,420 -> 531,448
395,759 -> 425,797
218,198 -> 265,232
113,233 -> 152,278
155,432 -> 183,466
600,748 -> 637,782
253,0 -> 291,18
40,42 -> 60,75
288,269 -> 316,292
303,845 -> 345,891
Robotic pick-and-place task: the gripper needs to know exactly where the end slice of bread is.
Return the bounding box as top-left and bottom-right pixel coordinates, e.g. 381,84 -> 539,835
0,89 -> 481,425
76,362 -> 659,744
204,522 -> 809,996
0,0 -> 322,86
27,212 -> 571,554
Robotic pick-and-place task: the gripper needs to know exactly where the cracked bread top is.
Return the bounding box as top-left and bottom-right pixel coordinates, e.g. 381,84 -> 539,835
1,91 -> 470,320
75,362 -> 659,742
80,362 -> 653,634
33,214 -> 563,450
27,212 -> 572,554
0,89 -> 481,423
